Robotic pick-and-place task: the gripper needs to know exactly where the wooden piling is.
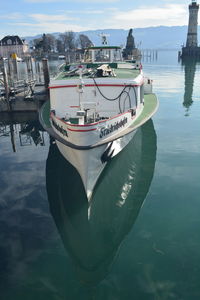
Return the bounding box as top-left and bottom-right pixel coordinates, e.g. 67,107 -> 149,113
42,58 -> 50,90
30,57 -> 35,81
0,58 -> 11,111
7,58 -> 12,82
36,61 -> 42,83
12,58 -> 19,81
25,56 -> 34,81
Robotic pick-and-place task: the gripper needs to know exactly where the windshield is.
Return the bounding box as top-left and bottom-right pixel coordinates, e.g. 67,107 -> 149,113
84,48 -> 122,63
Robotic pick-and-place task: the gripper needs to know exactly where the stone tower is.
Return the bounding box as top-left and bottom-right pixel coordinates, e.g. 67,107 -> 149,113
186,0 -> 199,47
181,1 -> 200,58
123,29 -> 135,59
123,29 -> 141,60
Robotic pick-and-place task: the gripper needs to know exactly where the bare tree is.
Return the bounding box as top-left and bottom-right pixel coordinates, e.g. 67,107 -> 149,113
56,39 -> 65,53
33,37 -> 43,56
59,31 -> 76,53
45,34 -> 56,52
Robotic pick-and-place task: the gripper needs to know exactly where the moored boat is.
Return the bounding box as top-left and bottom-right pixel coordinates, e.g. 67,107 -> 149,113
40,37 -> 158,200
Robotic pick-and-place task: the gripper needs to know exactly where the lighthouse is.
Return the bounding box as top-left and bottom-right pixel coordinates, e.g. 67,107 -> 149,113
186,0 -> 199,47
181,1 -> 200,58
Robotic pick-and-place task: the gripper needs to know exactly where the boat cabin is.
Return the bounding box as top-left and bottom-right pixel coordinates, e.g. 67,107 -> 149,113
50,43 -> 147,126
84,46 -> 122,63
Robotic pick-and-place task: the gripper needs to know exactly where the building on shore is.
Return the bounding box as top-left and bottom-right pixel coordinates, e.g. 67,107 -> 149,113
181,1 -> 200,58
0,35 -> 29,59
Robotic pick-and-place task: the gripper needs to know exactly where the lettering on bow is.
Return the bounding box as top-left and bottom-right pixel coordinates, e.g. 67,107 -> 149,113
100,117 -> 127,138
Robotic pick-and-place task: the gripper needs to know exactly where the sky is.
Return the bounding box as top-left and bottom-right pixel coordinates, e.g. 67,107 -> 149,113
0,0 -> 197,38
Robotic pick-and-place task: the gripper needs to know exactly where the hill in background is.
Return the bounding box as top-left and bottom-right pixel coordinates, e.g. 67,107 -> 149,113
24,26 -> 198,49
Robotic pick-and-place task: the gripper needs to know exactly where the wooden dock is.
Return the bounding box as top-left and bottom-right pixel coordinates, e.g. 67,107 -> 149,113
0,85 -> 48,112
0,57 -> 50,113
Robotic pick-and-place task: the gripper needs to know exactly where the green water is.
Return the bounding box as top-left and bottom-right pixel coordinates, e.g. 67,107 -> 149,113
0,51 -> 200,300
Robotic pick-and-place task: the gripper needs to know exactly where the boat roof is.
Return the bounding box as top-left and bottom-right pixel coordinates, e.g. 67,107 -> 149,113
54,64 -> 141,81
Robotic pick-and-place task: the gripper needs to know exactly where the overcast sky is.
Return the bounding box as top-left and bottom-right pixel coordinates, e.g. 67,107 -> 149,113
0,0 -> 197,38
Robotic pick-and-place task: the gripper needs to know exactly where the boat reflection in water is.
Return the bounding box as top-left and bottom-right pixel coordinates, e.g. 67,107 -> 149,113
46,119 -> 157,286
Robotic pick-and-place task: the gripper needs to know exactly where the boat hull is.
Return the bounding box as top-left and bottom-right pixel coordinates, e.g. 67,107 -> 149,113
56,129 -> 136,200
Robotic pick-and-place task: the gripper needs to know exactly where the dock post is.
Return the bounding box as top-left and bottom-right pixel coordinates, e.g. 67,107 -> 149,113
12,57 -> 19,81
30,57 -> 35,81
38,62 -> 42,83
25,56 -> 34,81
42,58 -> 50,91
0,58 -> 11,111
36,61 -> 42,83
7,58 -> 11,79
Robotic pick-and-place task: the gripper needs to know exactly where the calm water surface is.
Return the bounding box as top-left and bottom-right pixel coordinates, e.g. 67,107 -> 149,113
0,51 -> 200,300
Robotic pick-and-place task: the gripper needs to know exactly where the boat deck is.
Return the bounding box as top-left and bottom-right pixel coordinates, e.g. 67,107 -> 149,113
40,93 -> 158,150
55,63 -> 140,80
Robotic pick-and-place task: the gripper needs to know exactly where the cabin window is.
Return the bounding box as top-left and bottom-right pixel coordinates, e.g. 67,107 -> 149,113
113,49 -> 122,61
84,50 -> 92,62
95,49 -> 110,62
84,47 -> 122,63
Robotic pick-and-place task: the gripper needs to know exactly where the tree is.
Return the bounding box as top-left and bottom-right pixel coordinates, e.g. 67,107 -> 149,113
78,34 -> 93,49
33,37 -> 43,56
56,39 -> 64,53
33,37 -> 42,49
59,31 -> 76,53
45,34 -> 56,52
32,33 -> 56,56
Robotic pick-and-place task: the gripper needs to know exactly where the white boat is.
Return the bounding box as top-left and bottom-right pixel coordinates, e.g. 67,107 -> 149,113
58,55 -> 66,60
40,38 -> 158,200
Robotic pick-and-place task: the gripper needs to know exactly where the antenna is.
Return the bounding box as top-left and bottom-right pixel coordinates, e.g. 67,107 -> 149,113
98,33 -> 110,45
